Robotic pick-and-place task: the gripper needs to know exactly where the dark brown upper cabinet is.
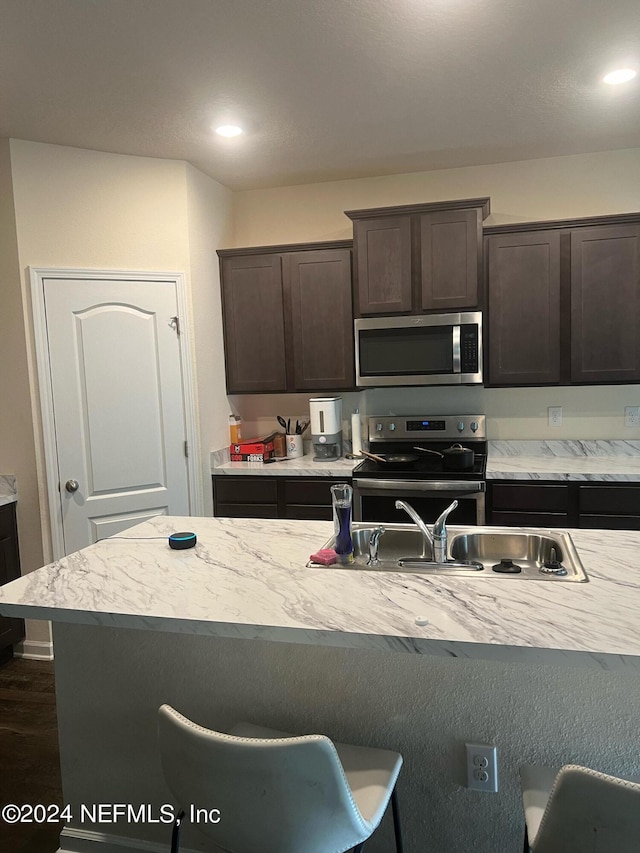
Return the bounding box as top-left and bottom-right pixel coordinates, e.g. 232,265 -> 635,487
346,198 -> 490,316
285,249 -> 354,391
485,214 -> 640,387
571,224 -> 640,383
220,253 -> 288,393
219,241 -> 354,394
350,215 -> 412,314
487,230 -> 562,386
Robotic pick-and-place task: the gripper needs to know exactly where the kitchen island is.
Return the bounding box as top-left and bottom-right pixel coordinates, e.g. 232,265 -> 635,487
1,515 -> 640,853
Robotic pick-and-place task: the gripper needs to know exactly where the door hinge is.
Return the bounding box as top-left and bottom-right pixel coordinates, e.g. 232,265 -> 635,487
184,440 -> 189,458
169,316 -> 181,335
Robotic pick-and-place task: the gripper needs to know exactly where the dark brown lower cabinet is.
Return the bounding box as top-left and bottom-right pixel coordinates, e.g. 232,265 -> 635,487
488,481 -> 640,530
0,503 -> 25,662
489,483 -> 570,528
578,485 -> 640,530
213,476 -> 352,521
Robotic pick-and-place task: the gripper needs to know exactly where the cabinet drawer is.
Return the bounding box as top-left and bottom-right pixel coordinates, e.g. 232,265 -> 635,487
284,505 -> 333,521
491,484 -> 569,513
579,514 -> 640,531
491,511 -> 569,528
215,503 -> 279,519
578,486 -> 640,516
283,479 -> 351,507
214,477 -> 278,505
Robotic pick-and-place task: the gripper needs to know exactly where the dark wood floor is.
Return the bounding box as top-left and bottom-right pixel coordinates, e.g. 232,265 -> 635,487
0,656 -> 64,853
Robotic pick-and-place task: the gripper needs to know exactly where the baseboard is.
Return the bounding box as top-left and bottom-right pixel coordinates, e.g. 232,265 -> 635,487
59,826 -> 201,853
14,638 -> 54,660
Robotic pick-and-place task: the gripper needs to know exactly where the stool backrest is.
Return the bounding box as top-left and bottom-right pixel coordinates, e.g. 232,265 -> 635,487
158,704 -> 369,853
533,764 -> 640,853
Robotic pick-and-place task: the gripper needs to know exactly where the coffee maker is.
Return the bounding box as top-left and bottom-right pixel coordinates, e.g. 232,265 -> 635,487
309,397 -> 343,460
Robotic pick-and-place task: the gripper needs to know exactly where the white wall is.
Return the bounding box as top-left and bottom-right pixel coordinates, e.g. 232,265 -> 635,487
0,140 -> 46,644
6,141 -> 232,642
185,164 -> 233,514
231,147 -> 640,440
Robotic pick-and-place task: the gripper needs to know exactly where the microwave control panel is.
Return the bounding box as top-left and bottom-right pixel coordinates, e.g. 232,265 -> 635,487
460,325 -> 479,373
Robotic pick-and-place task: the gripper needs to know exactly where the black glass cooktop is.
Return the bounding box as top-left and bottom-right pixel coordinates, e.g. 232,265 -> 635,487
352,440 -> 487,480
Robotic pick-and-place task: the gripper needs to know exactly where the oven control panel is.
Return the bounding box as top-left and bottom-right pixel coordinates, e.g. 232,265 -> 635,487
367,414 -> 486,441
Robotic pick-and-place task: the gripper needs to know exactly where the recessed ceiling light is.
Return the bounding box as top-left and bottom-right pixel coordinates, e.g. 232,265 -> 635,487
215,125 -> 244,137
603,68 -> 637,85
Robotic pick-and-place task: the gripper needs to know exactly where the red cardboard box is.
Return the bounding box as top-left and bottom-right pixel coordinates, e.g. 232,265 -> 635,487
230,434 -> 275,462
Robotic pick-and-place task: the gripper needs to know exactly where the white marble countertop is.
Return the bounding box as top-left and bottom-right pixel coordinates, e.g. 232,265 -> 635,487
212,440 -> 640,481
0,475 -> 17,507
487,440 -> 640,481
211,452 -> 359,477
1,514 -> 640,671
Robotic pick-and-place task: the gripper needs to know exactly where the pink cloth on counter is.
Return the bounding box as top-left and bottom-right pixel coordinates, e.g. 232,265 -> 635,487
309,548 -> 338,566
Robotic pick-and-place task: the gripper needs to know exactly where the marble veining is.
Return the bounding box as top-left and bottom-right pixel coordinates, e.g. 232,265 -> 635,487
211,450 -> 360,477
0,475 -> 17,507
2,514 -> 640,670
487,440 -> 640,481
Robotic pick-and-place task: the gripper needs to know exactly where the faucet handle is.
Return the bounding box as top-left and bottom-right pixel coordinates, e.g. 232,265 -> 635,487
367,526 -> 386,566
433,500 -> 459,537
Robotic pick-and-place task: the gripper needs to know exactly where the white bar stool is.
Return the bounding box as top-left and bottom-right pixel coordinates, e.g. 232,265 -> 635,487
158,704 -> 404,853
520,763 -> 640,852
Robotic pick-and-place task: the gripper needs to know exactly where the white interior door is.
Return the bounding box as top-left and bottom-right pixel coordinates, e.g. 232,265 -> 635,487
43,277 -> 191,554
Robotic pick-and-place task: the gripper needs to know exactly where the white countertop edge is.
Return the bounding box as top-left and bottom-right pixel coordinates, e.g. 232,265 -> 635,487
3,601 -> 635,671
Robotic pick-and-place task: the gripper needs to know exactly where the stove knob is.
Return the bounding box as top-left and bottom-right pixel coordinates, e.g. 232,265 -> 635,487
376,422 -> 384,432
470,421 -> 479,432
457,421 -> 465,432
389,422 -> 396,431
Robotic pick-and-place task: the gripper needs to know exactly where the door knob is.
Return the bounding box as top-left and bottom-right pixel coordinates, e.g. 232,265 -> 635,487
65,479 -> 80,493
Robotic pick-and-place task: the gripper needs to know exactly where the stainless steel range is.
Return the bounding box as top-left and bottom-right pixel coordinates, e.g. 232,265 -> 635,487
352,415 -> 487,525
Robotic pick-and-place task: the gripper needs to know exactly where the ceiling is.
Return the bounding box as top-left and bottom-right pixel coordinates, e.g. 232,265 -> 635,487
1,0 -> 639,190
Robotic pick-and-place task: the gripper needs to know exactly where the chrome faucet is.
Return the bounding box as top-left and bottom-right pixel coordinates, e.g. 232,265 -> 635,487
366,526 -> 386,566
394,499 -> 459,563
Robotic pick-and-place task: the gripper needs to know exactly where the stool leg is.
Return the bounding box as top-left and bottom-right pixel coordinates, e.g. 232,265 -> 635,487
391,788 -> 404,853
171,809 -> 185,853
351,844 -> 365,853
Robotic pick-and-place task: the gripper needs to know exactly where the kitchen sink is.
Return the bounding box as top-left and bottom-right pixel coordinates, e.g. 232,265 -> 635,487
308,523 -> 588,582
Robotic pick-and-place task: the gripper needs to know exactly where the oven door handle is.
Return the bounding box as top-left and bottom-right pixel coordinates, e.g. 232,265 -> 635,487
353,478 -> 485,493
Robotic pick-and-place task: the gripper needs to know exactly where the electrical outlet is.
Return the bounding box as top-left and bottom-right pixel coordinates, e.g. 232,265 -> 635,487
548,406 -> 562,427
466,743 -> 498,792
625,407 -> 640,428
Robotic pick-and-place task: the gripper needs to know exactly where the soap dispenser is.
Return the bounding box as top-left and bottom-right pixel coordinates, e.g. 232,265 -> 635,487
330,482 -> 354,565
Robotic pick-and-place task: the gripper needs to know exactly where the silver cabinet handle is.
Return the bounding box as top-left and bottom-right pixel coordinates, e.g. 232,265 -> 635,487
65,479 -> 79,493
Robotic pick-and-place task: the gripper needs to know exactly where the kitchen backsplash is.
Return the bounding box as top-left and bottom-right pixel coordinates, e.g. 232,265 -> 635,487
228,384 -> 640,441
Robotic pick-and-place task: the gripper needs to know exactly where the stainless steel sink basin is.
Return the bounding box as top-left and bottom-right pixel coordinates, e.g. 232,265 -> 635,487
308,523 -> 588,582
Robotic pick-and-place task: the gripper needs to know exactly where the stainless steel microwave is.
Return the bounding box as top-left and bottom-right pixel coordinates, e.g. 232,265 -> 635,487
355,311 -> 483,387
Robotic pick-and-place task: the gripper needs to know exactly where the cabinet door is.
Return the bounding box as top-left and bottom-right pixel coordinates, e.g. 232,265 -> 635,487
283,478 -> 352,521
420,209 -> 480,310
354,216 -> 412,314
571,224 -> 640,383
212,476 -> 279,519
487,231 -> 561,385
285,249 -> 355,390
0,505 -> 25,652
220,254 -> 287,393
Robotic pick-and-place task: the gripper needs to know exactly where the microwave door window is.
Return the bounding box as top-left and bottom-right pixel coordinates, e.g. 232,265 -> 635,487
359,326 -> 454,376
